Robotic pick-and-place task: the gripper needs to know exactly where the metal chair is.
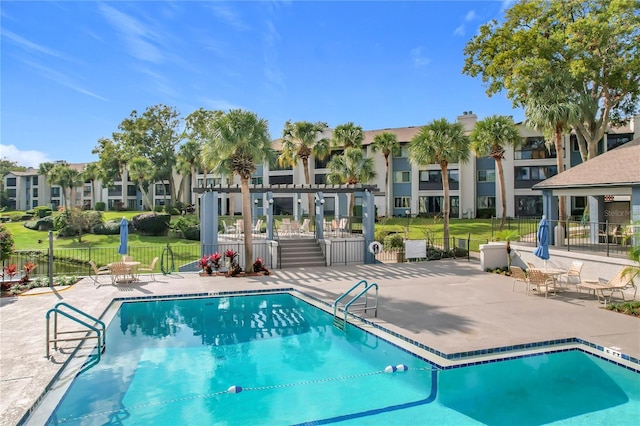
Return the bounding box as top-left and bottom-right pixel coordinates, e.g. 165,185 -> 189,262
138,257 -> 159,282
509,266 -> 529,294
89,261 -> 111,287
527,268 -> 556,298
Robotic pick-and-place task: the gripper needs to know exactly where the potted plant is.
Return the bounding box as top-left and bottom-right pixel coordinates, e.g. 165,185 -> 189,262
253,258 -> 270,275
198,256 -> 213,275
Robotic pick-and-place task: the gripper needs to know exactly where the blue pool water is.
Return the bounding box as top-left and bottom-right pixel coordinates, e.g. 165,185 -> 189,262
42,293 -> 639,425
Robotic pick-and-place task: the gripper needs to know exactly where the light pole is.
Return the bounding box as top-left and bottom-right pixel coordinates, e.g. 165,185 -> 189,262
253,198 -> 259,226
297,198 -> 302,220
405,209 -> 410,238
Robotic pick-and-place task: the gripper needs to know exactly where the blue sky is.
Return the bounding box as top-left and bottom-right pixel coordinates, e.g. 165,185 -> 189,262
1,0 -> 521,168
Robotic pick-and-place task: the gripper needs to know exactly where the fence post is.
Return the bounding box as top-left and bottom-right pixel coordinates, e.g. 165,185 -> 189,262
48,230 -> 54,287
467,233 -> 471,262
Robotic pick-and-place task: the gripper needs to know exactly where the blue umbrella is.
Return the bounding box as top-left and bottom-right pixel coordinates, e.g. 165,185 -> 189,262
533,216 -> 550,261
118,217 -> 129,256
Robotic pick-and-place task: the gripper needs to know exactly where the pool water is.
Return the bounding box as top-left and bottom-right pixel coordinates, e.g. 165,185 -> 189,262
41,294 -> 639,425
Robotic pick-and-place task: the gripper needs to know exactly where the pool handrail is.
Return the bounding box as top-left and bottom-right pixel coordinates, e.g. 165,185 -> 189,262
46,302 -> 106,360
333,279 -> 379,331
333,279 -> 369,317
343,282 -> 379,325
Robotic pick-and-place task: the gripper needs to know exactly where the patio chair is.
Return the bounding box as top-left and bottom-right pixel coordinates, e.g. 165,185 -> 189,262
509,266 -> 529,294
109,262 -> 133,285
89,261 -> 111,287
299,218 -> 311,236
235,219 -> 244,237
252,219 -> 263,236
221,220 -> 235,235
527,268 -> 556,298
138,257 -> 159,282
577,268 -> 637,305
559,261 -> 583,287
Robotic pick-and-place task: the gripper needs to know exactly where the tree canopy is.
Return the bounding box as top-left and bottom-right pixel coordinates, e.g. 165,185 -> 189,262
463,0 -> 640,160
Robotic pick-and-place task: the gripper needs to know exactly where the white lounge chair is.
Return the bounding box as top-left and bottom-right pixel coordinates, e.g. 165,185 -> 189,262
577,269 -> 637,305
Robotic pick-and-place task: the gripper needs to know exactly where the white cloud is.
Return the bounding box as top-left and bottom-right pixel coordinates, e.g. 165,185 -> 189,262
98,3 -> 165,64
0,145 -> 51,168
454,24 -> 465,36
465,10 -> 477,22
2,28 -> 64,58
410,47 -> 429,68
501,0 -> 517,12
453,9 -> 477,36
209,4 -> 250,31
199,98 -> 242,111
21,59 -> 107,101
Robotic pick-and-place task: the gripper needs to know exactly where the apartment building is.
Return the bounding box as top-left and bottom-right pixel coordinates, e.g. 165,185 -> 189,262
4,113 -> 639,219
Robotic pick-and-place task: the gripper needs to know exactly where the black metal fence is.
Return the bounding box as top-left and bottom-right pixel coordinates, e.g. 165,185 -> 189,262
491,217 -> 636,258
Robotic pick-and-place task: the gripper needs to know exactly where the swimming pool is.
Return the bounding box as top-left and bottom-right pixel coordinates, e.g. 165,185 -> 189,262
30,292 -> 639,425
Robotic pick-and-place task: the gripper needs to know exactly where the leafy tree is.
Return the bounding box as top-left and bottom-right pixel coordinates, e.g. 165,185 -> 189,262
279,120 -> 330,218
463,0 -> 640,161
0,160 -> 26,210
470,115 -> 521,230
0,223 -> 14,263
202,109 -> 273,272
92,137 -> 127,206
327,123 -> 375,217
46,162 -> 81,210
410,118 -> 471,250
370,131 -> 400,217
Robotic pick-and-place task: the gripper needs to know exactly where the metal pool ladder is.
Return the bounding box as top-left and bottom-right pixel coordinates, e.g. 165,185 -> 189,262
46,302 -> 106,360
332,279 -> 378,331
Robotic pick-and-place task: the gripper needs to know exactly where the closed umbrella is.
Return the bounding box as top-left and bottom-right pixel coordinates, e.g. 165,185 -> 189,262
533,216 -> 550,265
118,217 -> 129,256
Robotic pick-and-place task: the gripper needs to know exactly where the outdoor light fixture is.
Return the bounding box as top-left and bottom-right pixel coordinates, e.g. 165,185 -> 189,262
268,199 -> 274,204
297,198 -> 301,204
254,199 -> 259,204
320,199 -> 325,204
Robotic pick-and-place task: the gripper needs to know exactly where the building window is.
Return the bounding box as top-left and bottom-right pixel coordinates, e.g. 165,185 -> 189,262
515,166 -> 558,181
478,169 -> 495,182
251,176 -> 263,185
51,187 -> 61,197
477,196 -> 496,218
515,137 -> 556,159
7,189 -> 16,198
155,183 -> 170,196
418,196 -> 459,217
394,171 -> 411,183
270,153 -> 293,171
6,177 -> 16,187
606,133 -> 633,151
32,176 -> 38,185
32,188 -> 38,198
395,145 -> 409,158
51,200 -> 60,210
515,195 -> 543,217
315,150 -> 342,169
127,185 -> 137,197
394,197 -> 410,208
269,175 -> 294,185
314,174 -> 326,184
419,170 -> 442,183
127,200 -> 137,210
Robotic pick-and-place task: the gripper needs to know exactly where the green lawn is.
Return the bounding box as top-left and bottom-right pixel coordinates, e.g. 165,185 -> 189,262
3,211 -> 495,250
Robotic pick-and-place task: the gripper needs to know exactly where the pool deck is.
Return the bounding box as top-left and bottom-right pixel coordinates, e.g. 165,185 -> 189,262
1,259 -> 639,425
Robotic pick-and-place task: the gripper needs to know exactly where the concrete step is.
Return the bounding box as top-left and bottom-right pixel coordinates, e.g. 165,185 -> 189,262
279,239 -> 325,269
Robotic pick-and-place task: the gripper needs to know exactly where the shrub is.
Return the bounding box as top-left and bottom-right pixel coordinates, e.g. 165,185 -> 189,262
95,202 -> 106,211
9,213 -> 23,222
165,206 -> 180,216
173,201 -> 185,212
374,229 -> 389,243
23,216 -> 53,231
0,223 -> 14,262
183,225 -> 200,240
34,206 -> 53,218
172,216 -> 198,234
132,213 -> 170,236
93,219 -> 122,235
383,233 -> 404,249
153,205 -> 164,213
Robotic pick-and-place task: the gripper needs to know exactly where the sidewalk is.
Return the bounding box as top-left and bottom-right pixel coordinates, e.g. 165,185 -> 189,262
1,260 -> 638,425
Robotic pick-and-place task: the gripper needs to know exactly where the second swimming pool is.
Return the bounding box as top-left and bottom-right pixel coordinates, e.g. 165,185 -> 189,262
35,293 -> 639,425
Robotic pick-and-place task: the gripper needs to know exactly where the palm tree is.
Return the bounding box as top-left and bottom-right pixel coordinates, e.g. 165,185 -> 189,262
49,164 -> 81,210
202,109 -> 273,272
82,163 -> 100,209
470,115 -> 521,230
326,147 -> 376,219
279,120 -> 330,218
329,122 -> 369,217
176,139 -> 201,206
409,118 -> 471,250
525,94 -> 581,225
370,131 -> 400,217
128,156 -> 156,210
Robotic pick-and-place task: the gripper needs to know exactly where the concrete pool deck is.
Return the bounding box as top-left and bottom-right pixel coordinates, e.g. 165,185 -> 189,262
1,259 -> 639,425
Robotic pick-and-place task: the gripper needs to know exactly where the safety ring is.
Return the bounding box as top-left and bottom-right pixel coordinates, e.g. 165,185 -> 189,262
368,241 -> 382,255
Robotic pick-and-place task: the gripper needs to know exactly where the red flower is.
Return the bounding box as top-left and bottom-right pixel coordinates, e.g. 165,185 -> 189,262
3,263 -> 18,278
225,249 -> 237,259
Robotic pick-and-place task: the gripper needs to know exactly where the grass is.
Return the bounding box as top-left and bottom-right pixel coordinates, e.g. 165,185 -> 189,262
4,210 -> 495,250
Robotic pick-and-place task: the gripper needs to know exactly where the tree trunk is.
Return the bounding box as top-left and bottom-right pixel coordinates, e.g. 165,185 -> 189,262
241,177 -> 253,272
303,158 -> 313,219
384,154 -> 391,217
441,162 -> 450,252
495,157 -> 506,231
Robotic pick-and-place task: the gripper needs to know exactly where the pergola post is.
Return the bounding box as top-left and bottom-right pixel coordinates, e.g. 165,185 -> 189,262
200,191 -> 218,256
315,192 -> 325,240
266,191 -> 274,240
363,190 -> 375,264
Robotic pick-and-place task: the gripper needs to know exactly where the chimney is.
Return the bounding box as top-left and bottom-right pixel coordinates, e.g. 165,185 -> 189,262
457,111 -> 478,131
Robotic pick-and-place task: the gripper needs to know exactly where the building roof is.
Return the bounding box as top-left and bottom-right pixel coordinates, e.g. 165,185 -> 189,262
533,138 -> 640,190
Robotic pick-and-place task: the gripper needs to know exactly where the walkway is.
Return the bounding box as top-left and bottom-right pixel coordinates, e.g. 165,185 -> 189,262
1,260 -> 638,425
